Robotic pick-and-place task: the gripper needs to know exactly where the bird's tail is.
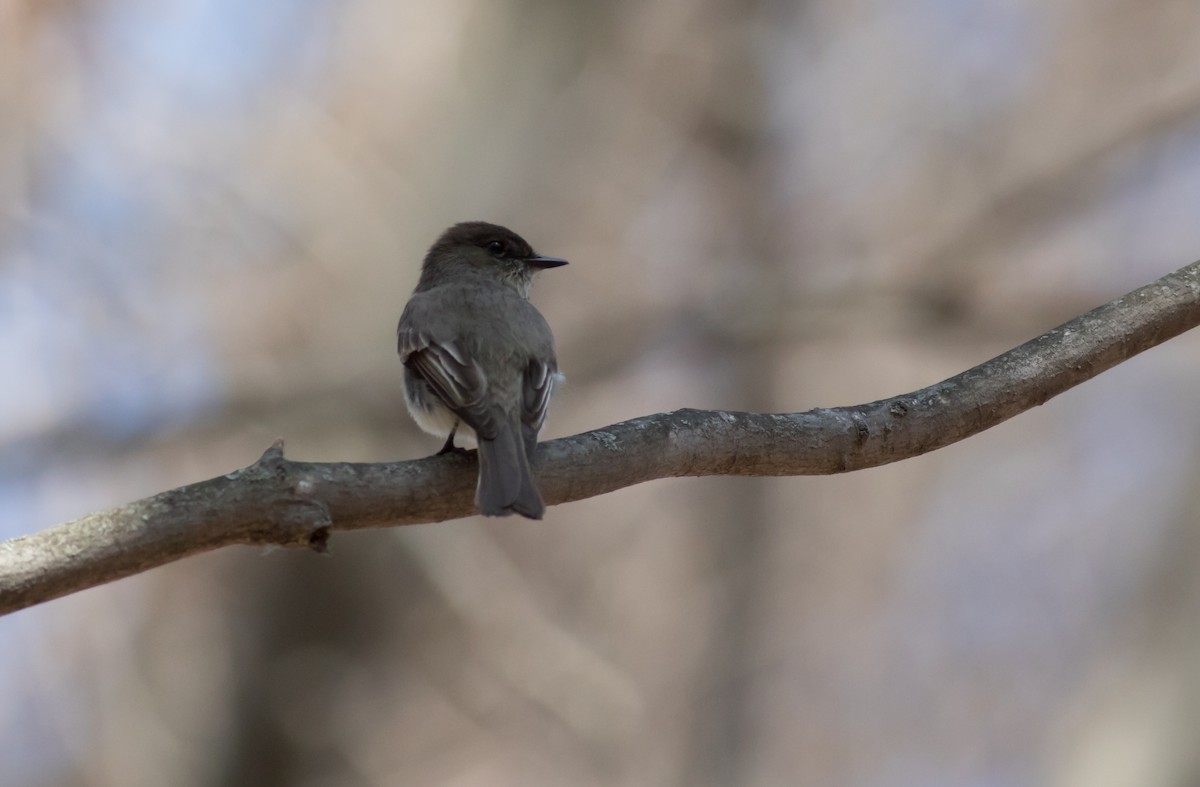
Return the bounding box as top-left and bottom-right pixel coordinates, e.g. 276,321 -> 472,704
476,418 -> 544,519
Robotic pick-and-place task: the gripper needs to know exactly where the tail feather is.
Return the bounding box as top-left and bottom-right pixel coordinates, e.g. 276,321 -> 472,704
476,421 -> 544,519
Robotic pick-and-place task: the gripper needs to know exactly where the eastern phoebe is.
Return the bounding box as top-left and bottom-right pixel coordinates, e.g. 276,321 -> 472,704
397,222 -> 567,519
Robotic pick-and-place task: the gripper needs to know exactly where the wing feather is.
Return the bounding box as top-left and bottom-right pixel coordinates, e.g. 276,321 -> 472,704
398,325 -> 499,440
522,357 -> 557,432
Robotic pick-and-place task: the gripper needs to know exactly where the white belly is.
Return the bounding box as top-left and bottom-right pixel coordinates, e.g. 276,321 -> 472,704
404,381 -> 479,448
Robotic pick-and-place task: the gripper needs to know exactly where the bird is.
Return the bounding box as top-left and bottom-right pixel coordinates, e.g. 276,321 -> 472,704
397,222 -> 567,519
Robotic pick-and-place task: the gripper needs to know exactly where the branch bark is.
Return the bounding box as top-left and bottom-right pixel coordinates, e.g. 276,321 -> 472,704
3,261 -> 1199,615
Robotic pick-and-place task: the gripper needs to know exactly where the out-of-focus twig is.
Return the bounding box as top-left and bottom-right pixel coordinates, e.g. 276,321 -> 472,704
2,260 -> 1198,616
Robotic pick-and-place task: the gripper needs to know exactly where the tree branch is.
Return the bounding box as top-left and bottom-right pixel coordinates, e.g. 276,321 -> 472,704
3,261 -> 1199,615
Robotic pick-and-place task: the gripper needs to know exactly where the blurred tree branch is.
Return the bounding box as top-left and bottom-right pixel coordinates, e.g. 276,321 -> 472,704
2,260 -> 1198,615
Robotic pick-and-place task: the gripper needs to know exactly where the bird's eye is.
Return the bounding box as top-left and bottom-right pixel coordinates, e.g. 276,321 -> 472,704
486,240 -> 505,256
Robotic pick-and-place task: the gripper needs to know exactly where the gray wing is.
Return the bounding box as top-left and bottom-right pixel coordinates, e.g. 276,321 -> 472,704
520,357 -> 557,455
397,312 -> 499,440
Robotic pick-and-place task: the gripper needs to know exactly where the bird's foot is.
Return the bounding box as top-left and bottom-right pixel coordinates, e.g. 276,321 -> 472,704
436,428 -> 468,456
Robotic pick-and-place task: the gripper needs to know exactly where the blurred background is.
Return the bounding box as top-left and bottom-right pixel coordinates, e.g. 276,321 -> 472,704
3,1 -> 1200,785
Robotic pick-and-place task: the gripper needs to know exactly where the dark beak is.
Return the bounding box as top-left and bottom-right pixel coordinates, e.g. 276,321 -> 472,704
527,255 -> 569,269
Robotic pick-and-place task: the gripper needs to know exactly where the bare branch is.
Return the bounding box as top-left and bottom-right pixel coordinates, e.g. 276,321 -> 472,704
2,261 -> 1198,615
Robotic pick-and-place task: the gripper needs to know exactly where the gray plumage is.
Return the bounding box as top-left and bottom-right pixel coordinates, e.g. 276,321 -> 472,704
397,222 -> 566,519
